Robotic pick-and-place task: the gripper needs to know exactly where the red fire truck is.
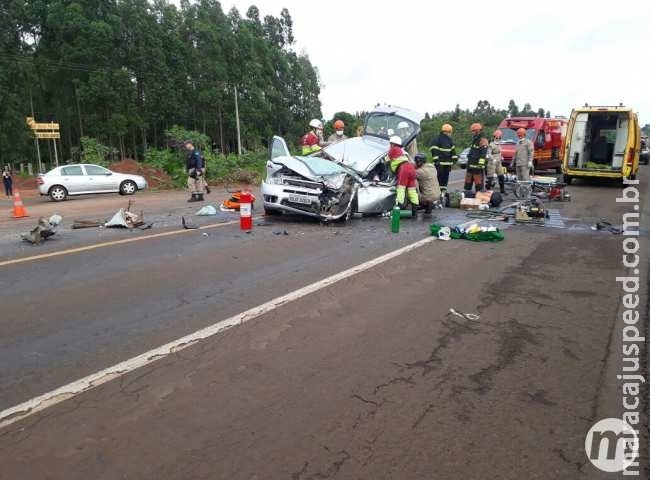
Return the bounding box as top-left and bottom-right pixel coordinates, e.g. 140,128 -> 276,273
497,117 -> 568,172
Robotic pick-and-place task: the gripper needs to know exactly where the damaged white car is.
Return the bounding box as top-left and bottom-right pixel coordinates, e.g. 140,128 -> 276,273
261,105 -> 424,221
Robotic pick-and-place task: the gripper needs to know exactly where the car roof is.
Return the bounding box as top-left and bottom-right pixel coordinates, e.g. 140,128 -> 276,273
370,104 -> 424,125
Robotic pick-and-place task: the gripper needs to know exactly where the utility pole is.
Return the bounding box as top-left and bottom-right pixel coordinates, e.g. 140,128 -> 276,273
234,85 -> 242,155
29,87 -> 42,173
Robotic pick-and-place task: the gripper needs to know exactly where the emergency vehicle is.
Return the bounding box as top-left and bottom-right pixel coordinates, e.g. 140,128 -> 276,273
562,105 -> 640,183
497,117 -> 568,172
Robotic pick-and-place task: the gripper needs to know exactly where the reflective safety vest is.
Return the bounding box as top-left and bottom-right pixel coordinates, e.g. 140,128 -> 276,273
429,133 -> 458,166
389,156 -> 408,174
301,131 -> 322,155
467,133 -> 488,172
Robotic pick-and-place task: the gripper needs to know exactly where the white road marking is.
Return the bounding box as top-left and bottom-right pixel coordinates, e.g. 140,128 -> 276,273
0,235 -> 436,429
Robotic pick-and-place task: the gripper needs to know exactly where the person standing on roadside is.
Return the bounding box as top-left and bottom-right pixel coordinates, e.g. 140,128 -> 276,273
486,130 -> 506,194
184,141 -> 206,202
464,123 -> 488,193
2,165 -> 12,197
513,127 -> 534,181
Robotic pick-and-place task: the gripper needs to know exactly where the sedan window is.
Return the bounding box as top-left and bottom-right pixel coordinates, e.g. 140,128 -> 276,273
61,166 -> 83,176
84,165 -> 111,175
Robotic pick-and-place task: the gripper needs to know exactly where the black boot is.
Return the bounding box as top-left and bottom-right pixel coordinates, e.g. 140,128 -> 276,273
197,193 -> 204,202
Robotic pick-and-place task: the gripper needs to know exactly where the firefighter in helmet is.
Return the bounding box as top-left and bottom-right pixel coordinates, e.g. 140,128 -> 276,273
388,135 -> 419,214
429,123 -> 458,193
486,129 -> 506,194
513,127 -> 534,181
327,119 -> 348,144
301,119 -> 325,155
464,123 -> 488,193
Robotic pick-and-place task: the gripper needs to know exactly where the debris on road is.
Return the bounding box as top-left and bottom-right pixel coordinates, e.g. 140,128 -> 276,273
196,205 -> 218,216
21,215 -> 62,244
220,190 -> 256,212
72,219 -> 106,229
104,208 -> 145,228
592,220 -> 624,234
449,308 -> 480,321
182,216 -> 198,229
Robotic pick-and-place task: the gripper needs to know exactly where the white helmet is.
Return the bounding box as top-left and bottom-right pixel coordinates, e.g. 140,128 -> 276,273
387,128 -> 395,136
389,135 -> 402,146
397,121 -> 409,129
309,118 -> 322,129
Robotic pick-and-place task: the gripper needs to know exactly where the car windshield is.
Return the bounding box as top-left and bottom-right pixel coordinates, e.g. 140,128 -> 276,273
363,112 -> 418,144
499,128 -> 536,144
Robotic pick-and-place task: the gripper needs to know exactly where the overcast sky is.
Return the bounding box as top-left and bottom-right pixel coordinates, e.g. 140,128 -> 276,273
197,0 -> 650,125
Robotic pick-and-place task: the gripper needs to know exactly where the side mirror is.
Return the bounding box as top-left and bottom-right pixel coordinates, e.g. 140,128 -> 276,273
105,172 -> 112,176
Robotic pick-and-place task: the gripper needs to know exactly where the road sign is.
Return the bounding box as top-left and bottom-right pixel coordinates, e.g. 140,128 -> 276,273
26,117 -> 60,131
34,132 -> 61,139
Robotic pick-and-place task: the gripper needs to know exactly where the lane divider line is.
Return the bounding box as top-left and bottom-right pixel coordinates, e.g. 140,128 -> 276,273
0,216 -> 263,268
0,235 -> 436,429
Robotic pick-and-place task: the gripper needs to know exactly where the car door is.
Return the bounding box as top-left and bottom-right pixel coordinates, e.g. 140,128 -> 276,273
267,135 -> 290,178
270,135 -> 289,159
59,165 -> 86,193
83,164 -> 114,191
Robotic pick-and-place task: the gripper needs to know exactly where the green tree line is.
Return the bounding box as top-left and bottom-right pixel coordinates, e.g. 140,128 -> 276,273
0,0 -> 322,168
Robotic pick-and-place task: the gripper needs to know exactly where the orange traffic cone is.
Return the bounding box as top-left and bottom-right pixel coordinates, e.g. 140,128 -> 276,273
12,190 -> 29,218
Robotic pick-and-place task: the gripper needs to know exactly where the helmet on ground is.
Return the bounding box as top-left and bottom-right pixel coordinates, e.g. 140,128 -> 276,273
441,124 -> 453,134
493,129 -> 502,138
516,127 -> 526,137
414,153 -> 427,164
309,118 -> 323,129
470,123 -> 482,133
333,120 -> 344,130
389,135 -> 402,146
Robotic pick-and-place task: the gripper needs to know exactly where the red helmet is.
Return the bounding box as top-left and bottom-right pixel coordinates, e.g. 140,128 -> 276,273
333,120 -> 344,130
470,123 -> 482,133
516,128 -> 526,137
493,129 -> 502,139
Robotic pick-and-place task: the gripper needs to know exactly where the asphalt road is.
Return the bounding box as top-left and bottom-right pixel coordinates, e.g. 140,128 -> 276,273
0,169 -> 648,479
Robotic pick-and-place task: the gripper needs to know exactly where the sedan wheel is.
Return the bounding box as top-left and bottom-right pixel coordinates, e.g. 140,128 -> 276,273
49,185 -> 68,202
120,180 -> 137,195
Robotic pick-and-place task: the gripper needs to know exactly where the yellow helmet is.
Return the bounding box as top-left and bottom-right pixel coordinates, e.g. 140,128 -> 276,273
441,124 -> 453,134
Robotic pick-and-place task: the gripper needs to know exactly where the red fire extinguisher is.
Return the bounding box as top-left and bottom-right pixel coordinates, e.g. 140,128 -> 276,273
239,190 -> 252,231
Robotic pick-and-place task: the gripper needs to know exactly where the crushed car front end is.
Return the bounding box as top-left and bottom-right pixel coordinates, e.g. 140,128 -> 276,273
262,156 -> 359,221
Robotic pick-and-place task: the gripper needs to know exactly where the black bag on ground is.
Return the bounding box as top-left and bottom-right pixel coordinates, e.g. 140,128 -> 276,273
489,192 -> 503,207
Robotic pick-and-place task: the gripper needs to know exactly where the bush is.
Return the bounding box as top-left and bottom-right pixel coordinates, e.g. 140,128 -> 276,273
80,136 -> 111,166
142,148 -> 267,187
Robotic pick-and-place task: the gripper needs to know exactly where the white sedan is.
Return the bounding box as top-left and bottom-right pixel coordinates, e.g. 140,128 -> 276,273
37,164 -> 148,201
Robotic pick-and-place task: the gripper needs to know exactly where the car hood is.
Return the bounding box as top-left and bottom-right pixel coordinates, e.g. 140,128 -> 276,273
323,136 -> 388,174
270,155 -> 358,183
